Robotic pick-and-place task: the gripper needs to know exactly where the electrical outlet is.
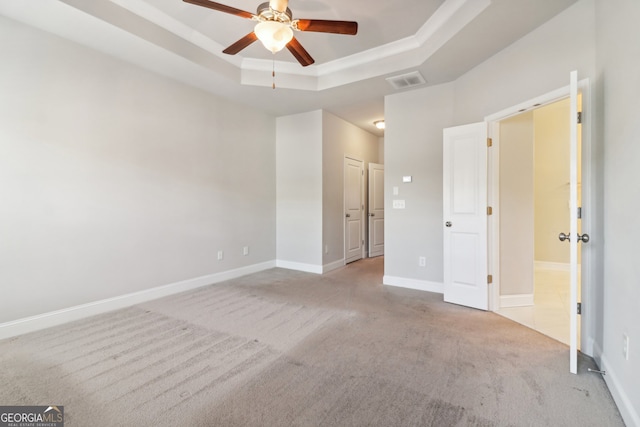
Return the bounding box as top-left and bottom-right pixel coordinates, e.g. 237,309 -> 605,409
419,256 -> 426,267
217,250 -> 224,261
623,334 -> 629,360
243,246 -> 249,256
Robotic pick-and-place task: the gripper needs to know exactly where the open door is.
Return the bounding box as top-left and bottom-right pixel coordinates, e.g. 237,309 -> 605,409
368,163 -> 384,257
443,122 -> 489,310
567,70 -> 581,374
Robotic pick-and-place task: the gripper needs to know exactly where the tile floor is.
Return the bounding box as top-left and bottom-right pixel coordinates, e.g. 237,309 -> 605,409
497,267 -> 580,347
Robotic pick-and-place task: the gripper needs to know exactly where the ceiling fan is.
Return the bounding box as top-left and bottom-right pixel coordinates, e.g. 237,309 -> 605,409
183,0 -> 358,66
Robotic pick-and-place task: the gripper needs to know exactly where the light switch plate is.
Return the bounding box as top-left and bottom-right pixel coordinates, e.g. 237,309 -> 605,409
393,200 -> 405,209
402,176 -> 412,183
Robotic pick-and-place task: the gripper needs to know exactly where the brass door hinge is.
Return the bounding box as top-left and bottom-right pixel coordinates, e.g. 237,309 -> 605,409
488,275 -> 493,284
487,206 -> 493,216
487,137 -> 493,147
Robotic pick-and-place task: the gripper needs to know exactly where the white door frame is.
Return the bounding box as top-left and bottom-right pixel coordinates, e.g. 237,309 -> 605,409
484,79 -> 594,357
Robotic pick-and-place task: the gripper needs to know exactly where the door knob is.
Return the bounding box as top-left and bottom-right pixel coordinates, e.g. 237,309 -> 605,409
445,221 -> 452,228
559,232 -> 590,243
345,213 -> 351,218
369,213 -> 375,217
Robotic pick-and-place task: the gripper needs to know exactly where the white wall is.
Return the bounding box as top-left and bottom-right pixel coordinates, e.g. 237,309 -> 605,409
322,111 -> 379,266
0,16 -> 276,325
596,0 -> 640,424
276,111 -> 323,269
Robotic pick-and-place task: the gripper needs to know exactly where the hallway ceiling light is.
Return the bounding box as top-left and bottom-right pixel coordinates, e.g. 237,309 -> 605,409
374,120 -> 385,130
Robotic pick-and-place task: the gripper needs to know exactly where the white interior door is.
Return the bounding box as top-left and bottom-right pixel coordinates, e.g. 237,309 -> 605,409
368,163 -> 384,257
568,70 -> 580,374
443,122 -> 489,310
345,157 -> 364,264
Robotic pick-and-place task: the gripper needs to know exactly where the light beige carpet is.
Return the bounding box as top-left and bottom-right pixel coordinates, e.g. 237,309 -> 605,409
0,257 -> 624,426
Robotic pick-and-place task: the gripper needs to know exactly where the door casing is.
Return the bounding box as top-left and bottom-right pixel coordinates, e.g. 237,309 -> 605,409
485,79 -> 594,358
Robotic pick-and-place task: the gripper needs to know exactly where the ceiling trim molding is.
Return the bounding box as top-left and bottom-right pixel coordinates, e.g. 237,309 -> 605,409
240,0 -> 491,90
0,0 -> 491,92
109,0 -> 243,67
107,0 -> 491,91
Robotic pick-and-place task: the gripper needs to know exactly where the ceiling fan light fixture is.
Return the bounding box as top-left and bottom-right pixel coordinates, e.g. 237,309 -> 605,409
254,20 -> 294,53
374,120 -> 385,130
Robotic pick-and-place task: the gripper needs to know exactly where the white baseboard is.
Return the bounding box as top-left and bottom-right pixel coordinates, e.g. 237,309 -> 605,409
500,293 -> 534,308
600,353 -> 640,427
592,340 -> 604,371
275,260 -> 323,274
582,336 -> 595,359
274,259 -> 347,274
323,259 -> 345,273
0,261 -> 276,341
383,276 -> 444,294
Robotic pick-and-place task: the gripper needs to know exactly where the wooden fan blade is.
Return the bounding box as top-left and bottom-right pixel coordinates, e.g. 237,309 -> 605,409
286,37 -> 315,67
295,19 -> 358,35
223,32 -> 259,55
183,0 -> 254,19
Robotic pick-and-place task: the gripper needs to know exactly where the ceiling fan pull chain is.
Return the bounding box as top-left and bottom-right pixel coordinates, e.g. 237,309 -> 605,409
272,58 -> 276,89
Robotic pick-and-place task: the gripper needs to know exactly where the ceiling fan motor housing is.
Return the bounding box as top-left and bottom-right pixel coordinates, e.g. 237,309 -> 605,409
257,2 -> 292,22
183,0 -> 357,67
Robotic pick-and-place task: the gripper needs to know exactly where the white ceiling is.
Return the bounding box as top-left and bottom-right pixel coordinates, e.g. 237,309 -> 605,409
0,0 -> 577,135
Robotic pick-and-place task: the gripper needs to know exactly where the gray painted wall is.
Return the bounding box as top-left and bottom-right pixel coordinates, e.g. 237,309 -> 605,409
385,0 -> 595,288
452,0 -> 596,125
384,83 -> 455,286
276,110 -> 378,270
322,111 -> 379,265
0,16 -> 276,324
385,0 -> 639,422
596,0 -> 640,424
2,0 -> 638,423
276,111 -> 323,268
